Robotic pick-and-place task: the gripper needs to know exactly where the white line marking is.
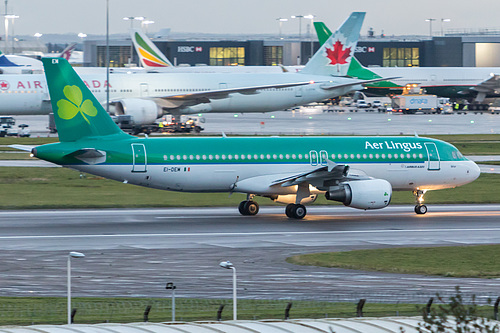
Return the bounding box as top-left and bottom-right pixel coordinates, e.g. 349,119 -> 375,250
3,228 -> 500,240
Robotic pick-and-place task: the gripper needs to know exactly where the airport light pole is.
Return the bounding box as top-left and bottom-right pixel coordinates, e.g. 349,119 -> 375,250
219,261 -> 237,320
4,14 -> 18,53
291,15 -> 304,40
123,16 -> 144,64
304,14 -> 316,60
425,18 -> 436,37
440,18 -> 450,36
67,251 -> 85,325
34,32 -> 42,47
276,18 -> 288,40
141,20 -> 155,36
166,282 -> 176,321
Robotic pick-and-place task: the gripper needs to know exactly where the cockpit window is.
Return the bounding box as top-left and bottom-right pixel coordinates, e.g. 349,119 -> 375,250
457,151 -> 464,159
452,151 -> 457,159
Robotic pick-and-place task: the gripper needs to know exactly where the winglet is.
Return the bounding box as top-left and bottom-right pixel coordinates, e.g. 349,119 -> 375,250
131,29 -> 173,69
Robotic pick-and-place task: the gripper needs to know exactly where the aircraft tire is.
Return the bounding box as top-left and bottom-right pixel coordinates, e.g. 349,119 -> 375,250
238,201 -> 248,215
244,201 -> 259,216
292,204 -> 307,219
285,204 -> 295,218
414,204 -> 427,215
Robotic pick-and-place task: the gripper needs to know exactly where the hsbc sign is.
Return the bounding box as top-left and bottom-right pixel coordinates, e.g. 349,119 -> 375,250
177,46 -> 203,53
355,46 -> 376,53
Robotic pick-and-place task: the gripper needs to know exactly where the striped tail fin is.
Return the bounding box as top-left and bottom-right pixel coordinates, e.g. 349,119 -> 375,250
131,29 -> 173,69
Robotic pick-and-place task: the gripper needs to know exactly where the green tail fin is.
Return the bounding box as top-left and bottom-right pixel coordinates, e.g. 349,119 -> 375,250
313,22 -> 332,46
42,57 -> 129,142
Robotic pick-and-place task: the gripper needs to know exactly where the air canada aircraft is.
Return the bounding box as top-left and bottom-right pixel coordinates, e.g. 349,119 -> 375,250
0,44 -> 77,74
0,12 -> 388,125
16,57 -> 480,219
314,21 -> 500,104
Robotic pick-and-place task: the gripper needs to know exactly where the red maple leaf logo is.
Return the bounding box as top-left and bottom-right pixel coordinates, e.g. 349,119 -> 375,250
0,81 -> 9,90
325,40 -> 351,65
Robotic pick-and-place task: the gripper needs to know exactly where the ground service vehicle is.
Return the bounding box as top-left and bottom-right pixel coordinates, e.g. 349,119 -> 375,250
392,94 -> 441,114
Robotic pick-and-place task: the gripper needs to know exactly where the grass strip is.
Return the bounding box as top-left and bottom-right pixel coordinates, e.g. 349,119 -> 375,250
0,168 -> 497,209
0,168 -> 496,209
287,245 -> 500,278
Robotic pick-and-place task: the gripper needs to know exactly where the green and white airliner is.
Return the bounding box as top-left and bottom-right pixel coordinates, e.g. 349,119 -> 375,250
23,58 -> 480,219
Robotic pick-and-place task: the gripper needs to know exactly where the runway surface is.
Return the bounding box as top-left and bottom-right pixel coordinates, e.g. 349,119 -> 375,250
2,205 -> 500,302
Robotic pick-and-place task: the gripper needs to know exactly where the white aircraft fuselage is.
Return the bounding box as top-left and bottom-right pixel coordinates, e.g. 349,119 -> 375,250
0,70 -> 360,115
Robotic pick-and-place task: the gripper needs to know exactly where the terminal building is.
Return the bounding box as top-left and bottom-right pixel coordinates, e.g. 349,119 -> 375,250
83,31 -> 500,69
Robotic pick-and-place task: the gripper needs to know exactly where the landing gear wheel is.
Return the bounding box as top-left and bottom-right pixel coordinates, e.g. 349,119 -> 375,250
238,201 -> 248,215
293,204 -> 307,219
285,204 -> 295,218
414,204 -> 427,215
286,204 -> 307,219
244,201 -> 259,216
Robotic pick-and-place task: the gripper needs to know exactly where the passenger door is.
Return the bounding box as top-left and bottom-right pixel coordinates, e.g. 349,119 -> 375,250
425,142 -> 440,170
131,143 -> 147,172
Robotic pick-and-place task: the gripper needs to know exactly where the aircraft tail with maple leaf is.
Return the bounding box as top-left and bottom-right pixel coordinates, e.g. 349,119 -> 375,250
300,12 -> 365,77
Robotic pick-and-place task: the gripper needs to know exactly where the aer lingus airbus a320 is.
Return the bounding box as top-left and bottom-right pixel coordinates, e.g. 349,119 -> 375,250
21,58 -> 480,219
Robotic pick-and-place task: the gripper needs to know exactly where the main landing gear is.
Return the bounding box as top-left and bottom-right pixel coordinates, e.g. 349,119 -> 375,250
285,203 -> 307,219
413,190 -> 427,215
238,194 -> 259,216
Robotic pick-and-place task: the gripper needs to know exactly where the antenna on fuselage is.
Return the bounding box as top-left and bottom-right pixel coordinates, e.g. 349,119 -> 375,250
414,132 -> 419,137
222,131 -> 227,138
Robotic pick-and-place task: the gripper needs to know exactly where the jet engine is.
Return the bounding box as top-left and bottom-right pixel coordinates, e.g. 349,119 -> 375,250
325,179 -> 392,210
114,99 -> 162,125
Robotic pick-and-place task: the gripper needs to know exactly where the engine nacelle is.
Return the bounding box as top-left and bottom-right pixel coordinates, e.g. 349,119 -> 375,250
325,179 -> 392,210
114,99 -> 162,125
268,194 -> 318,205
179,104 -> 213,114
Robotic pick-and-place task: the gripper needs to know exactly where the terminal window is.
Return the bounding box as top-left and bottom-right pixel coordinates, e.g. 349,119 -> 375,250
264,46 -> 283,66
383,47 -> 419,67
97,46 -> 131,67
209,47 -> 245,66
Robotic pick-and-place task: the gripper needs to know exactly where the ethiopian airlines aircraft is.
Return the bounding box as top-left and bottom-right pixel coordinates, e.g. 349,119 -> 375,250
130,28 -> 292,73
0,12 -> 384,125
17,57 -> 480,219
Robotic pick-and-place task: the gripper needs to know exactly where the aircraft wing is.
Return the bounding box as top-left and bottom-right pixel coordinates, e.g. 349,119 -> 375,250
269,160 -> 372,188
234,160 -> 371,195
153,81 -> 314,106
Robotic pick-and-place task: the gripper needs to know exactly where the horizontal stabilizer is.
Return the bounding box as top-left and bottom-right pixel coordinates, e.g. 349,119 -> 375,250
319,77 -> 400,90
9,144 -> 35,152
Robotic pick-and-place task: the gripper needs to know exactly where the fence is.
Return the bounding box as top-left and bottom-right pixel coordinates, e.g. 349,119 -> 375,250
1,294 -> 499,326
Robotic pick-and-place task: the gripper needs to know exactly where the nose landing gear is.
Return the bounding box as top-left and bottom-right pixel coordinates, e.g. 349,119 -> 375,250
413,190 -> 427,215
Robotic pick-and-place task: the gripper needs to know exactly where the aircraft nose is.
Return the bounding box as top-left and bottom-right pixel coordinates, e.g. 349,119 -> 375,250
467,161 -> 481,181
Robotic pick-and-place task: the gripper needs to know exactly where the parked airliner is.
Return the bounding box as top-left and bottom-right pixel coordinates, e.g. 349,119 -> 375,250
315,22 -> 500,104
16,57 -> 480,219
0,12 -> 385,125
